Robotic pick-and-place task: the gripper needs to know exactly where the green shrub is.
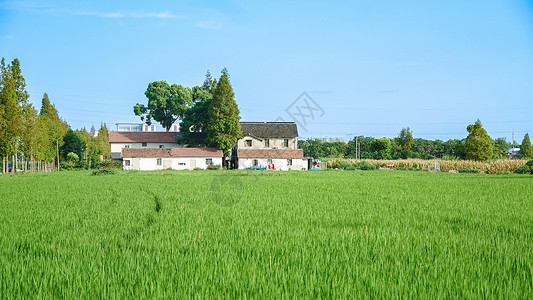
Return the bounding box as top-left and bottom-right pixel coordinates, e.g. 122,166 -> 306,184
358,162 -> 376,170
91,168 -> 117,176
514,160 -> 533,174
458,169 -> 480,173
67,152 -> 79,162
95,160 -> 122,169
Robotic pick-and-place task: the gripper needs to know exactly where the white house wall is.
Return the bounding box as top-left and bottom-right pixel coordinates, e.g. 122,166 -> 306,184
238,158 -> 306,171
237,136 -> 298,150
123,157 -> 222,171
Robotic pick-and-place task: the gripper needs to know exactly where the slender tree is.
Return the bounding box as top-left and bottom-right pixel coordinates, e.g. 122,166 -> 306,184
398,127 -> 414,159
519,133 -> 532,159
205,69 -> 242,158
96,123 -> 110,158
464,119 -> 493,161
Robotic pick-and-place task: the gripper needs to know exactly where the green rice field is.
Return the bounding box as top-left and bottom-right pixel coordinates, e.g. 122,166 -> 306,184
0,170 -> 532,298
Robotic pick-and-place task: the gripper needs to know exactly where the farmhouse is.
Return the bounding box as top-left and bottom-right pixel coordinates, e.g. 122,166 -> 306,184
122,147 -> 223,171
235,122 -> 309,170
109,121 -> 310,170
109,131 -> 184,160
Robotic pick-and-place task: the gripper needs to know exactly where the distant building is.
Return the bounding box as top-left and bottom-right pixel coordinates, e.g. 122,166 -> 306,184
508,147 -> 520,157
122,148 -> 223,170
109,131 -> 184,160
116,123 -> 156,132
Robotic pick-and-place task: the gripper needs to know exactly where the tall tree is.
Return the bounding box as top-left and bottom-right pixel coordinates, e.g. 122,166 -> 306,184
398,127 -> 414,159
205,69 -> 242,157
134,81 -> 193,131
38,93 -> 68,162
519,133 -> 532,159
179,72 -> 217,145
370,138 -> 392,160
60,129 -> 86,159
0,58 -> 28,160
95,123 -> 110,158
464,119 -> 493,161
493,138 -> 510,159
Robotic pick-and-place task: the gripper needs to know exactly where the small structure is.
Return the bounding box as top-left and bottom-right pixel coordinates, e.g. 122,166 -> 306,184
122,148 -> 223,171
237,149 -> 308,171
109,131 -> 184,160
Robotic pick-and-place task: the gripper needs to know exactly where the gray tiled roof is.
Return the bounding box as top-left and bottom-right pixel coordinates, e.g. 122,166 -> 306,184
240,122 -> 298,138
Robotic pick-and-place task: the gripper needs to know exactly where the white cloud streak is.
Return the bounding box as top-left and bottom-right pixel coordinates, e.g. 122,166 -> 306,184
76,11 -> 183,19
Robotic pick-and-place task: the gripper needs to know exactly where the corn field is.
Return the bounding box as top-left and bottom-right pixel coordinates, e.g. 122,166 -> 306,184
326,159 -> 529,174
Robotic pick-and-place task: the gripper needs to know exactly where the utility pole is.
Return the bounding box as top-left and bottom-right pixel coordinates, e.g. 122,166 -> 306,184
56,140 -> 60,171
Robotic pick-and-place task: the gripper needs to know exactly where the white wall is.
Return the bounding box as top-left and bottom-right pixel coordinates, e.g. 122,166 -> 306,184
237,136 -> 298,150
123,157 -> 222,171
111,142 -> 183,153
238,158 -> 306,171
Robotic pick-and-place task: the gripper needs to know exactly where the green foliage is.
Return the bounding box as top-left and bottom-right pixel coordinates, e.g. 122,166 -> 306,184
91,168 -> 117,176
493,137 -> 510,159
458,169 -> 480,173
94,160 -> 123,169
179,78 -> 214,146
205,69 -> 242,156
464,120 -> 493,162
370,138 -> 392,160
60,129 -> 86,159
514,160 -> 533,174
134,81 -> 194,131
66,152 -> 79,162
398,127 -> 414,159
519,133 -> 532,159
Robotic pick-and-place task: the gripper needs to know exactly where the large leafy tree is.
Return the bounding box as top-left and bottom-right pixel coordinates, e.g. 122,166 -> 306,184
134,81 -> 193,131
60,129 -> 86,159
398,127 -> 414,159
519,133 -> 532,159
205,69 -> 242,157
493,138 -> 510,159
370,138 -> 392,160
464,119 -> 493,161
179,72 -> 217,146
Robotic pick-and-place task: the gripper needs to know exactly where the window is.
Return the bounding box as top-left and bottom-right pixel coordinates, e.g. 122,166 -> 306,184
206,158 -> 213,165
124,160 -> 131,166
246,140 -> 252,147
284,139 -> 289,148
267,159 -> 272,165
253,159 -> 258,167
287,159 -> 292,166
159,145 -> 164,148
265,139 -> 270,148
124,145 -> 130,149
157,158 -> 162,165
142,142 -> 147,147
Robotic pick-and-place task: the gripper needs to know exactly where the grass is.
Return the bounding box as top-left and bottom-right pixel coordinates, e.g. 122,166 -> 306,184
0,170 -> 532,298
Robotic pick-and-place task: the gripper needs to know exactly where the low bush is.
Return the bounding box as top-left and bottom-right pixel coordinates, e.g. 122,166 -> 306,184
91,168 -> 117,176
514,160 -> 533,174
95,160 -> 122,169
458,169 -> 480,173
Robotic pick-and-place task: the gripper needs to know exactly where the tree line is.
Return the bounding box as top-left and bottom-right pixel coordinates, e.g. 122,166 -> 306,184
300,121 -> 532,161
0,58 -> 110,173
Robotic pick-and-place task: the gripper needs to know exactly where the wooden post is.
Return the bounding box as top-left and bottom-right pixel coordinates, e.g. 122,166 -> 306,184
56,140 -> 60,172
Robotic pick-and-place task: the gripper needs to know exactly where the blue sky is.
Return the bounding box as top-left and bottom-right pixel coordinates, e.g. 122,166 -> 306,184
1,0 -> 532,142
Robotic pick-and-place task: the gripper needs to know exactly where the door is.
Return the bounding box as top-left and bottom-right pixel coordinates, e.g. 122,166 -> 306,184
163,159 -> 171,169
132,158 -> 140,170
189,159 -> 196,170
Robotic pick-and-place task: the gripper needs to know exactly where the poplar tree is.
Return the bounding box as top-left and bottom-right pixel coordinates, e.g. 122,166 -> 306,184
519,133 -> 532,159
205,68 -> 242,158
